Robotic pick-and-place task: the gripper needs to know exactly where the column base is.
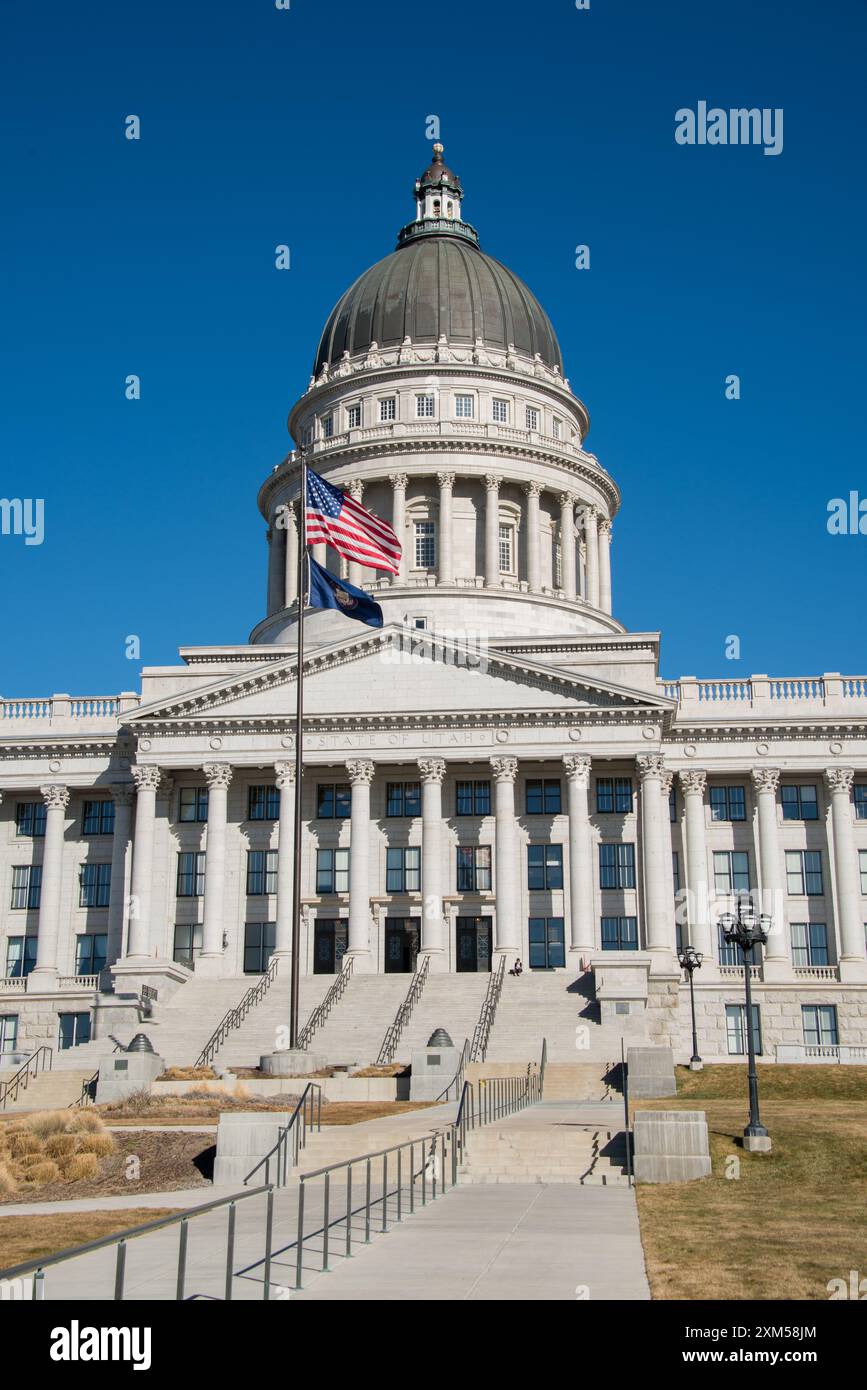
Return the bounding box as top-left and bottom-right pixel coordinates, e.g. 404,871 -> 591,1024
838,957 -> 867,984
343,948 -> 373,973
759,958 -> 794,982
648,948 -> 680,977
568,948 -> 594,972
27,966 -> 58,989
193,954 -> 226,979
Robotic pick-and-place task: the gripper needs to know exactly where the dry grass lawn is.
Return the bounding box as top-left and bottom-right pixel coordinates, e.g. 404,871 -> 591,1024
634,1065 -> 867,1300
95,1087 -> 438,1127
0,1209 -> 180,1271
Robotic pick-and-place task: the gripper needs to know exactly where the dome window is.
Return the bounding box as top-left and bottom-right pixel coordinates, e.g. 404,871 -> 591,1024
414,521 -> 436,570
525,406 -> 540,431
498,524 -> 516,576
552,418 -> 562,441
322,415 -> 334,439
447,201 -> 454,218
492,398 -> 509,424
433,199 -> 441,216
379,398 -> 397,422
416,394 -> 436,419
346,403 -> 362,429
454,394 -> 474,419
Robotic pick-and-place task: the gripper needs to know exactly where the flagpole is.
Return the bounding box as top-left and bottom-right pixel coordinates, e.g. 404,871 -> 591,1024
289,450 -> 307,1050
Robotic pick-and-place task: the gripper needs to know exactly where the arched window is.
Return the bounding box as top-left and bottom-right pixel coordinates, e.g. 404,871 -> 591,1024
447,201 -> 454,218
433,199 -> 441,216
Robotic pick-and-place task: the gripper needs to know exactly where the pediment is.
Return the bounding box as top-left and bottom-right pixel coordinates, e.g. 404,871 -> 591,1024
127,626 -> 674,730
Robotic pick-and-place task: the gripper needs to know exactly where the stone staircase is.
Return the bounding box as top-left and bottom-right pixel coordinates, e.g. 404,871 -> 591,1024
484,971 -> 647,1063
0,1068 -> 94,1113
208,976 -> 334,1068
542,1062 -> 622,1102
458,1107 -> 630,1186
388,974 -> 490,1065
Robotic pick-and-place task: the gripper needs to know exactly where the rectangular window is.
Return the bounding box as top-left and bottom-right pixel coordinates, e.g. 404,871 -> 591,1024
672,850 -> 681,894
552,418 -> 562,440
244,922 -> 276,975
854,784 -> 867,820
525,406 -> 539,431
802,1004 -> 838,1047
247,849 -> 278,896
595,777 -> 633,814
709,785 -> 746,822
176,851 -> 206,898
601,916 -> 638,950
82,800 -> 115,836
713,850 -> 751,896
385,846 -> 421,894
528,844 -> 564,890
525,779 -> 562,815
15,802 -> 46,838
669,785 -> 677,822
726,1004 -> 762,1056
599,843 -> 636,890
317,784 -> 351,819
414,521 -> 436,569
75,934 -> 107,976
455,780 -> 491,816
316,848 -> 350,895
347,403 -> 362,429
492,398 -> 509,424
457,846 -> 492,892
781,784 -> 819,820
717,922 -> 742,967
860,850 -> 867,895
178,787 -> 209,822
79,863 -> 111,908
5,936 -> 37,978
498,524 -> 514,574
528,917 -> 565,969
379,398 -> 396,422
416,394 -> 435,418
248,785 -> 280,821
454,394 -> 474,418
173,922 -> 203,966
786,850 -> 824,896
58,1012 -> 91,1051
386,782 -> 422,818
11,866 -> 42,911
322,415 -> 334,439
791,922 -> 829,967
0,1015 -> 19,1056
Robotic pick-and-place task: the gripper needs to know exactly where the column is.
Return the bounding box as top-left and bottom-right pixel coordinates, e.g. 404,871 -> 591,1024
273,762 -> 296,961
284,503 -> 299,606
678,769 -> 714,964
563,755 -> 595,958
751,768 -> 789,975
126,765 -> 161,959
637,755 -> 676,963
598,518 -> 612,614
107,784 -> 134,967
825,768 -> 867,981
30,783 -> 70,983
389,473 -> 408,582
484,474 -> 501,587
437,473 -> 455,585
347,480 -> 365,587
660,770 -> 678,943
523,481 -> 542,592
266,525 -> 285,615
584,506 -> 600,609
559,493 -> 576,600
490,756 -> 520,957
418,758 -> 446,957
199,763 -> 233,974
346,759 -> 374,963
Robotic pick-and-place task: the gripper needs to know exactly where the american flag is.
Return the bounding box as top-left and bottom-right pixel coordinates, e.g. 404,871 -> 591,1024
305,467 -> 401,575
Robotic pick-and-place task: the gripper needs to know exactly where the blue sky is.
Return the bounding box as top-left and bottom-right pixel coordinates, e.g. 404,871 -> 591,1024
1,0 -> 865,695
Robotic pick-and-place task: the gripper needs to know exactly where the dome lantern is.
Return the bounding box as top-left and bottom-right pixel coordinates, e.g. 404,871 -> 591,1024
399,142 -> 479,249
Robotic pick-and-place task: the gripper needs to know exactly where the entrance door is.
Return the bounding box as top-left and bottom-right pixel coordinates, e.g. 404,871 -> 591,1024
314,919 -> 348,974
456,916 -> 492,972
385,918 -> 420,973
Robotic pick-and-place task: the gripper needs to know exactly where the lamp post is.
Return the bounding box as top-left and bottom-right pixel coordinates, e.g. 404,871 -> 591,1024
719,897 -> 772,1153
678,945 -> 703,1070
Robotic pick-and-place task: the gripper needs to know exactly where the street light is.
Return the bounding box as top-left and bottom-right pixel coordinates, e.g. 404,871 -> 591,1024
718,896 -> 773,1153
678,945 -> 703,1070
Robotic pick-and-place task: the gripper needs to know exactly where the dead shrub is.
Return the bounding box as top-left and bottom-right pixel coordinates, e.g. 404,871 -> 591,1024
22,1159 -> 60,1185
0,1161 -> 18,1195
75,1132 -> 115,1157
6,1130 -> 43,1158
44,1134 -> 77,1159
23,1111 -> 70,1139
62,1153 -> 99,1182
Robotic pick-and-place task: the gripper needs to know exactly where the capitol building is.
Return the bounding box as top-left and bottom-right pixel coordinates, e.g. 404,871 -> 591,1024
2,146 -> 866,1072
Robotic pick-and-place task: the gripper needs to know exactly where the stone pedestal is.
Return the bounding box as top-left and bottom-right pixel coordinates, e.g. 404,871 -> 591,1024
261,1049 -> 328,1077
591,952 -> 651,1025
743,1133 -> 773,1154
95,1049 -> 165,1105
633,1109 -> 712,1183
626,1045 -> 677,1098
410,1041 -> 460,1101
213,1110 -> 294,1186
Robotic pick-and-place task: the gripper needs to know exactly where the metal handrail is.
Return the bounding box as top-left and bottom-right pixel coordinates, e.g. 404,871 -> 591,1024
68,1071 -> 99,1108
621,1037 -> 633,1187
297,955 -> 354,1050
469,955 -> 506,1062
0,1045 -> 53,1111
244,1082 -> 323,1187
376,955 -> 430,1064
539,1037 -> 548,1094
195,955 -> 281,1068
435,1036 -> 469,1102
0,1185 -> 275,1301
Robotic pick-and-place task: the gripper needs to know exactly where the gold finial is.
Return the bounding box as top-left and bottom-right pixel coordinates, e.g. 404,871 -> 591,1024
432,142 -> 444,160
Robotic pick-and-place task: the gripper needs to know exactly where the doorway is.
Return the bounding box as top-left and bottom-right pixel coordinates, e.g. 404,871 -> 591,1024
456,916 -> 493,972
313,919 -> 348,974
385,918 -> 420,973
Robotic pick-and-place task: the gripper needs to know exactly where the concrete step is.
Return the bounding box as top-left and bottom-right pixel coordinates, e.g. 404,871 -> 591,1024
1,1069 -> 93,1112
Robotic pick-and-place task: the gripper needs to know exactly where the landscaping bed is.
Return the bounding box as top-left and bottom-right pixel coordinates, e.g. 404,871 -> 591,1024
0,1209 -> 181,1271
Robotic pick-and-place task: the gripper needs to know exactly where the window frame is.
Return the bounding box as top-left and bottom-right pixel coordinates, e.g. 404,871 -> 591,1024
178,787 -> 209,823
385,846 -> 421,894
176,850 -> 206,898
456,845 -> 492,893
316,784 -> 351,820
600,916 -> 638,950
599,842 -> 636,890
527,843 -> 564,891
455,780 -> 491,817
79,862 -> 112,909
709,785 -> 746,822
525,779 -> 562,816
316,847 -> 350,895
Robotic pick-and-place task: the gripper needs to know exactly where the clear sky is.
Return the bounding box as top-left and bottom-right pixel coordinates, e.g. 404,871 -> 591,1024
2,0 -> 864,696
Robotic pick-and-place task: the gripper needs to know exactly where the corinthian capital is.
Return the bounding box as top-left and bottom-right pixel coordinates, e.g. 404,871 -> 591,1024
678,768 -> 707,797
109,783 -> 135,808
131,765 -> 162,794
436,472 -> 455,491
203,762 -> 234,791
636,754 -> 667,783
389,472 -> 408,491
824,766 -> 855,796
40,783 -> 70,811
484,473 -> 502,493
562,754 -> 591,787
418,758 -> 446,785
750,767 -> 781,795
274,761 -> 296,790
346,759 -> 375,786
490,756 -> 518,784
522,480 -> 542,498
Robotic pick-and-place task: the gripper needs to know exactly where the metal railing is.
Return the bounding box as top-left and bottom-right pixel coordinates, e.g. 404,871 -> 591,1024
195,955 -> 280,1068
69,1071 -> 99,1108
297,955 -> 354,1050
539,1037 -> 548,1093
0,1046 -> 53,1111
435,1036 -> 470,1102
376,955 -> 430,1064
0,1185 -> 275,1300
244,1083 -> 323,1187
469,955 -> 506,1062
621,1038 -> 633,1187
